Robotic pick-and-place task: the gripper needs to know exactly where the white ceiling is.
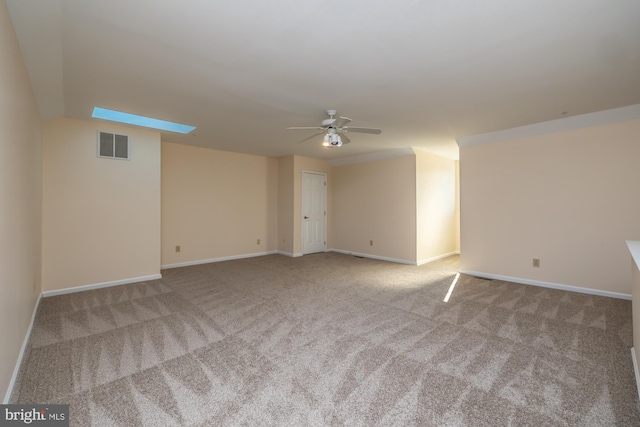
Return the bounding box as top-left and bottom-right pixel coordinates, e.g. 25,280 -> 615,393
7,0 -> 640,160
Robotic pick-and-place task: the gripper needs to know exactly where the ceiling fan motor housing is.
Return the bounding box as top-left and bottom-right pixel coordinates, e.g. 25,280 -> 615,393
321,118 -> 336,127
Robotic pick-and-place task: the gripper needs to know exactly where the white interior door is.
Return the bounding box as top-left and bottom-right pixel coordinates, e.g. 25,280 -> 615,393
302,171 -> 326,254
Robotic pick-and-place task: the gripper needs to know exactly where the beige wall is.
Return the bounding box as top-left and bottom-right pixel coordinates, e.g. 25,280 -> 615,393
460,119 -> 640,295
415,148 -> 459,263
333,155 -> 417,263
42,117 -> 161,291
277,156 -> 295,255
0,0 -> 42,400
161,142 -> 277,266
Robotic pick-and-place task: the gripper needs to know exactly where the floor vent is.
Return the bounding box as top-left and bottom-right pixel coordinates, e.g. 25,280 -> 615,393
98,131 -> 129,160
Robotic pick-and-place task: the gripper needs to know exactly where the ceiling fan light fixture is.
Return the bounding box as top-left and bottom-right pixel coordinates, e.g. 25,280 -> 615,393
330,133 -> 342,147
322,134 -> 330,147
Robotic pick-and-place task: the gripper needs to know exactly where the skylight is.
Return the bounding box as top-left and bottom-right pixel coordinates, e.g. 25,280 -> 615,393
92,107 -> 196,134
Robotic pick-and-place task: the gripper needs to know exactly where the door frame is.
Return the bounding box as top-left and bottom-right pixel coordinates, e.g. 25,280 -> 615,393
301,170 -> 327,255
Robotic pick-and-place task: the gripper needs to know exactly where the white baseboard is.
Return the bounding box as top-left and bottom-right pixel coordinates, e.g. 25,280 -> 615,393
161,251 -> 279,269
42,274 -> 162,298
3,292 -> 42,404
632,348 -> 640,402
459,270 -> 631,300
276,251 -> 303,258
417,251 -> 460,266
330,249 -> 415,265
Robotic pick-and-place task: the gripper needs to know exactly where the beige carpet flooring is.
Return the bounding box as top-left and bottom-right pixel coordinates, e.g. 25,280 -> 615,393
11,253 -> 640,426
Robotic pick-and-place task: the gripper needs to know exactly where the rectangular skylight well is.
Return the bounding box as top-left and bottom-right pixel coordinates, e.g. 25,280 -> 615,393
92,107 -> 196,134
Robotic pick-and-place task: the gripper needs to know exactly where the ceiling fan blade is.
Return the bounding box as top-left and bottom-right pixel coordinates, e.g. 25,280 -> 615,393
287,126 -> 323,131
342,126 -> 382,134
332,116 -> 352,128
296,131 -> 325,143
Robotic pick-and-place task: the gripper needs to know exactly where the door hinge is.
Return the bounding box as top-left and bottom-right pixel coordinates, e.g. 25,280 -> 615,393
324,211 -> 326,215
324,181 -> 326,186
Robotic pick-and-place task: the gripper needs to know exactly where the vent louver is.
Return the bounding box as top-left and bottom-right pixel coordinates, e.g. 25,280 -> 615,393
98,131 -> 129,160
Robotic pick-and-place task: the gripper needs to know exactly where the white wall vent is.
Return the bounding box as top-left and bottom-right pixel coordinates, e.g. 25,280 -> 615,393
97,131 -> 129,160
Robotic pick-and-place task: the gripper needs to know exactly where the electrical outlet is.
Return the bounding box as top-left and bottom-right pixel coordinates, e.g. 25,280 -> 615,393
175,245 -> 181,253
370,240 -> 373,246
533,258 -> 540,267
257,238 -> 260,245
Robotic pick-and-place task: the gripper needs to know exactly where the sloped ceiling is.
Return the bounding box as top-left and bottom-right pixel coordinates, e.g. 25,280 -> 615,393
7,0 -> 640,160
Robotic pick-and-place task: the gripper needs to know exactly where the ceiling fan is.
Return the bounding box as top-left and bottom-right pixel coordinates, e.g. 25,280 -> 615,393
287,109 -> 382,148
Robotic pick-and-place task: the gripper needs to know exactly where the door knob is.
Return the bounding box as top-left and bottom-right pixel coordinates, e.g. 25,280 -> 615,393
304,216 -> 309,219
